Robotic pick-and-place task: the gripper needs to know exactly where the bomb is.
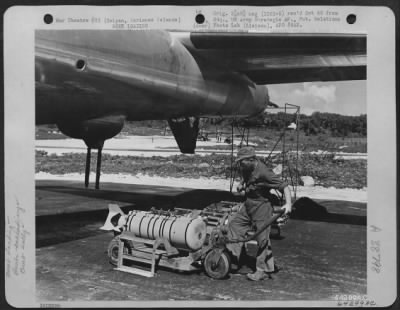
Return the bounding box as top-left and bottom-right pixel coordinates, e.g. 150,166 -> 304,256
101,204 -> 207,251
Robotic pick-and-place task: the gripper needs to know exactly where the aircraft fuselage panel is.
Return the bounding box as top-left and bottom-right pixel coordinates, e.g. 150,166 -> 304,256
35,30 -> 269,124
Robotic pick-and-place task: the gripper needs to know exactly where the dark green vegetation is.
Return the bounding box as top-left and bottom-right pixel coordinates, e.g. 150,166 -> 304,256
125,112 -> 367,139
36,124 -> 68,140
36,112 -> 367,153
238,111 -> 366,137
200,111 -> 367,153
36,151 -> 366,189
124,112 -> 367,138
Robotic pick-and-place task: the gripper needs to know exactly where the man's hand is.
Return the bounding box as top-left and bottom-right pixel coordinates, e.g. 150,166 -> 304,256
231,203 -> 243,213
236,183 -> 245,193
281,203 -> 292,215
281,186 -> 292,215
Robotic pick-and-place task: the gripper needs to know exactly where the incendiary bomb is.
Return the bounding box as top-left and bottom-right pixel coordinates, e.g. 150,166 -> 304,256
101,202 -> 287,279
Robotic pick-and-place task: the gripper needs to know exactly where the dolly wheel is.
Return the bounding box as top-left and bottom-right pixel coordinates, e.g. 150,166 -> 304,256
107,236 -> 130,266
204,249 -> 231,279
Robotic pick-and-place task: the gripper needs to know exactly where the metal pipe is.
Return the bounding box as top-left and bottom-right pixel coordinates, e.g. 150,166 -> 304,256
282,104 -> 287,181
85,147 -> 91,188
295,107 -> 300,200
284,103 -> 301,200
95,147 -> 102,190
229,122 -> 234,192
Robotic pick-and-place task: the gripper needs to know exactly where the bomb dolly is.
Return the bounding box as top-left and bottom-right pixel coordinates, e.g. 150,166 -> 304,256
101,202 -> 287,279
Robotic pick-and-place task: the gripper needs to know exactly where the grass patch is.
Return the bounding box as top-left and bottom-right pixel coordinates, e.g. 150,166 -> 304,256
36,151 -> 366,189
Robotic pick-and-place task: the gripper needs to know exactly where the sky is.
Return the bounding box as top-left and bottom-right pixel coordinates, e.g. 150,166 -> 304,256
267,80 -> 366,116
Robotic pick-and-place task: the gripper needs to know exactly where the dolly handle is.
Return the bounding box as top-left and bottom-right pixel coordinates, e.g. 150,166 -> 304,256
273,207 -> 285,215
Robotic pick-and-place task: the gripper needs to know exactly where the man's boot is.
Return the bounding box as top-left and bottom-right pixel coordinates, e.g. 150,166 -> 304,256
246,269 -> 266,281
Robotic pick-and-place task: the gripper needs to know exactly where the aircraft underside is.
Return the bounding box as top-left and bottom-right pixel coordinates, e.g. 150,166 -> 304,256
35,29 -> 366,188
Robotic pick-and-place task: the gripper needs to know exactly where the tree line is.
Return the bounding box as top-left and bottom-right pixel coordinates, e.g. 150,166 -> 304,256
212,112 -> 366,138
262,112 -> 367,137
120,112 -> 367,138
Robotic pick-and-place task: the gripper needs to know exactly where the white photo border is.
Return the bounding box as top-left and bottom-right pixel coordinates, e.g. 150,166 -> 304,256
3,5 -> 397,308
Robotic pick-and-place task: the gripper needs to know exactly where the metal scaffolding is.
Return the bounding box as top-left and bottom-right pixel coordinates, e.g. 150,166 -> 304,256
228,103 -> 301,200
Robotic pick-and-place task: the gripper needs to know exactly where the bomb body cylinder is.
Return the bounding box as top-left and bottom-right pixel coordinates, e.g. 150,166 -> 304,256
125,211 -> 207,251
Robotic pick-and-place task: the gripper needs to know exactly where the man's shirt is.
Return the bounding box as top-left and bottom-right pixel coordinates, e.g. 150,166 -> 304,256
243,159 -> 287,200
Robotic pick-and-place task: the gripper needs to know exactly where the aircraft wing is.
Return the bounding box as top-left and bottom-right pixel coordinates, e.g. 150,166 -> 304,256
175,32 -> 366,85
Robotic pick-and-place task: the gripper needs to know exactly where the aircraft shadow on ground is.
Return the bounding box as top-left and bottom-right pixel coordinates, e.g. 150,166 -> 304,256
36,184 -> 237,210
36,185 -> 365,248
36,185 -> 237,247
291,197 -> 366,226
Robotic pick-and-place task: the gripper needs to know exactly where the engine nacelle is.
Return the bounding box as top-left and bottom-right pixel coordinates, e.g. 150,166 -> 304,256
57,114 -> 126,148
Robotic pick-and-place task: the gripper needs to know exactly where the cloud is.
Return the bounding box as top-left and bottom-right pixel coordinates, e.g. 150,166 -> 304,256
294,83 -> 336,105
268,81 -> 366,116
268,83 -> 337,115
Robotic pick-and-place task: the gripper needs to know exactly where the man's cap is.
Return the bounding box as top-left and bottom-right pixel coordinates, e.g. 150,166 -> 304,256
235,146 -> 256,163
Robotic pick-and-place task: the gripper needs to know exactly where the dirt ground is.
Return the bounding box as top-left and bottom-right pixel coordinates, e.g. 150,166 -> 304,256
36,180 -> 366,304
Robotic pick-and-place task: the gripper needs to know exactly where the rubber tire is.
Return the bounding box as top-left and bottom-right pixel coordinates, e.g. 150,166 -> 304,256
107,236 -> 130,266
204,249 -> 231,280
